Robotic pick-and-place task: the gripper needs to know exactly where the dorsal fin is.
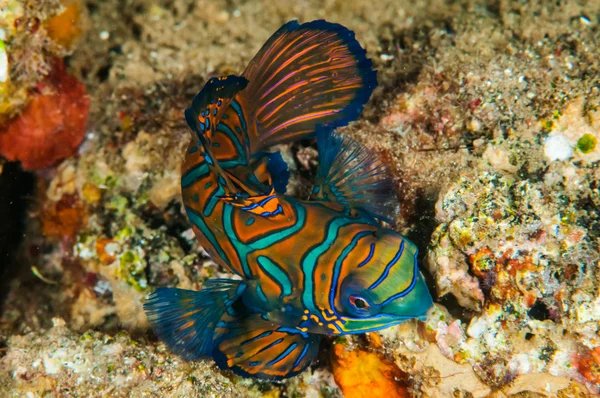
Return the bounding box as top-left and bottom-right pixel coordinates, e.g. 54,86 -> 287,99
184,75 -> 250,198
185,75 -> 248,142
311,129 -> 400,224
235,20 -> 377,153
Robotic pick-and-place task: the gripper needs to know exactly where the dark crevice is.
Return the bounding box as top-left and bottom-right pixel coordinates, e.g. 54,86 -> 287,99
0,163 -> 36,313
96,64 -> 112,82
528,300 -> 550,321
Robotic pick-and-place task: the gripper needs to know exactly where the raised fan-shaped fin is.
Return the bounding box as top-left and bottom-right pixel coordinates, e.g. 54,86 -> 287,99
252,151 -> 290,194
213,314 -> 322,379
143,279 -> 246,360
312,129 -> 400,224
237,20 -> 377,153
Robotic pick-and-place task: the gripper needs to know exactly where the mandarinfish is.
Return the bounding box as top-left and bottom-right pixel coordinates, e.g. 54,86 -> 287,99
144,19 -> 433,379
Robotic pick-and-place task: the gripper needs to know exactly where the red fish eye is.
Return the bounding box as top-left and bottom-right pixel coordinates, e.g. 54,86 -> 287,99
349,295 -> 369,310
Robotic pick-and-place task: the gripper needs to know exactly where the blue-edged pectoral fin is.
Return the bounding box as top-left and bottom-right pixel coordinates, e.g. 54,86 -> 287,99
213,314 -> 322,379
312,128 -> 400,224
143,279 -> 246,360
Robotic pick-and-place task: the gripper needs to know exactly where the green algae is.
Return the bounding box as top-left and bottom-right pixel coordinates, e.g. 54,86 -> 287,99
576,134 -> 597,154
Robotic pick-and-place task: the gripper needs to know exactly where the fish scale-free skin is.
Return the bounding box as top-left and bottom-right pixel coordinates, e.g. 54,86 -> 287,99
144,19 -> 433,380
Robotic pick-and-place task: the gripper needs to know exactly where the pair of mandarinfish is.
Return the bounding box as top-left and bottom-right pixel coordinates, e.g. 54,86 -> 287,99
144,19 -> 433,379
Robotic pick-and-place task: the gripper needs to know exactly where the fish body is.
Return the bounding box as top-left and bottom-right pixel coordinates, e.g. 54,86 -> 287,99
144,20 -> 433,379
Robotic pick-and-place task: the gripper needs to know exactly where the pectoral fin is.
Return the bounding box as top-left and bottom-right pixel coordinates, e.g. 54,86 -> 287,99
213,314 -> 322,379
312,128 -> 400,224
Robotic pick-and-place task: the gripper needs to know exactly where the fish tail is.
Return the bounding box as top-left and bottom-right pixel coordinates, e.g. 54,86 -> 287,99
143,279 -> 246,360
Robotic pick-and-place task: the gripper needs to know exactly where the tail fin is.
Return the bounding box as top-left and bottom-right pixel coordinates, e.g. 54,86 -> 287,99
143,279 -> 245,360
237,20 -> 377,153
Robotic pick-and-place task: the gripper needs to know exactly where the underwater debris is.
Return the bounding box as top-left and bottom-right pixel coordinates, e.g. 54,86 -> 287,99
0,318 -> 257,397
41,193 -> 86,240
0,58 -> 89,169
45,0 -> 84,51
331,343 -> 410,398
544,133 -> 574,161
576,346 -> 600,385
543,98 -> 600,163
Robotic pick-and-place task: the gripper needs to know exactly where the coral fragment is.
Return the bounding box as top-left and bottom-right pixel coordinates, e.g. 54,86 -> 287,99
331,344 -> 410,398
0,59 -> 89,170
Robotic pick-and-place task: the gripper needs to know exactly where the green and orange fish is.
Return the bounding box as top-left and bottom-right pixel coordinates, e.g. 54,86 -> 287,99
144,20 -> 433,379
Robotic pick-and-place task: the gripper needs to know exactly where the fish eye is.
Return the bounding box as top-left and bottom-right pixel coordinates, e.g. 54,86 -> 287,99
349,295 -> 370,310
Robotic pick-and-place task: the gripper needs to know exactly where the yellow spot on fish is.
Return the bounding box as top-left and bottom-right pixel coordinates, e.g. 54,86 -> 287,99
321,310 -> 338,321
328,324 -> 340,334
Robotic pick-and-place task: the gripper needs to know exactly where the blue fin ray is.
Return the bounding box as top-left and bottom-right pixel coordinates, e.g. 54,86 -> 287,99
143,279 -> 245,360
312,128 -> 400,224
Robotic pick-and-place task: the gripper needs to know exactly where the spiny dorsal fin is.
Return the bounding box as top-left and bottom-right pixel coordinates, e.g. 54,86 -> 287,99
312,129 -> 400,224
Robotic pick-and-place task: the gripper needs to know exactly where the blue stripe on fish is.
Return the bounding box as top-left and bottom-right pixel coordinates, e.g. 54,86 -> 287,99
301,217 -> 360,314
368,240 -> 404,290
268,343 -> 298,366
329,230 -> 372,314
380,249 -> 420,306
357,242 -> 375,267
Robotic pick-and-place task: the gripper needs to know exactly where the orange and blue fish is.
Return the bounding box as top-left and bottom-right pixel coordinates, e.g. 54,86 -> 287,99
144,20 -> 433,379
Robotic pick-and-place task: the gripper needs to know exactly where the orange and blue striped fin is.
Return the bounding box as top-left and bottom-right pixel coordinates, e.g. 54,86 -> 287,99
237,20 -> 377,152
312,129 -> 400,224
143,279 -> 246,360
185,75 -> 249,196
213,314 -> 321,379
185,75 -> 248,142
252,151 -> 290,194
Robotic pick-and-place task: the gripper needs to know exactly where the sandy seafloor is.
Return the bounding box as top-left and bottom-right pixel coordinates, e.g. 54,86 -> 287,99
1,0 -> 600,396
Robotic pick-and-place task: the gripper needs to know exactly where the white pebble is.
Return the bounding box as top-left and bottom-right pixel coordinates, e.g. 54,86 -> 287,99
99,31 -> 110,40
544,134 -> 573,161
0,40 -> 7,83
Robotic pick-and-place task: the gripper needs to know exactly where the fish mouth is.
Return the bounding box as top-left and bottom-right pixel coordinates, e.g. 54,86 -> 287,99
337,313 -> 426,334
